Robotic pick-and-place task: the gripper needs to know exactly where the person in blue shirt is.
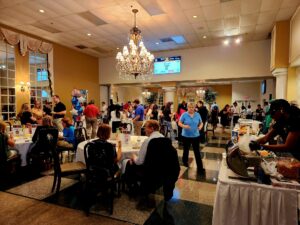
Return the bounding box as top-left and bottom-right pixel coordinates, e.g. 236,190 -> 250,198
57,117 -> 75,148
178,102 -> 205,174
132,99 -> 144,135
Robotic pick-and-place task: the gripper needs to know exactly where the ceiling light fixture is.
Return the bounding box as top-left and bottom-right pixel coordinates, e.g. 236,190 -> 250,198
87,33 -> 92,36
116,9 -> 154,80
223,39 -> 230,46
193,15 -> 198,18
235,37 -> 241,44
39,9 -> 45,13
203,35 -> 207,39
155,42 -> 159,45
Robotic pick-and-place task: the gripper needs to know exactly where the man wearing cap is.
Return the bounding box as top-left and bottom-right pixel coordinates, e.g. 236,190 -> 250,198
255,99 -> 300,160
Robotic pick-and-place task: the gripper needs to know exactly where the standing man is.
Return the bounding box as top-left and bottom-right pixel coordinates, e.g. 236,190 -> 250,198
52,95 -> 66,132
84,99 -> 100,139
132,99 -> 144,135
232,101 -> 240,126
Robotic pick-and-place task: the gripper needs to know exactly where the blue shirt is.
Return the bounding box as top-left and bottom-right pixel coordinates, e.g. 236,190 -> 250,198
135,105 -> 144,121
180,112 -> 202,138
63,125 -> 75,145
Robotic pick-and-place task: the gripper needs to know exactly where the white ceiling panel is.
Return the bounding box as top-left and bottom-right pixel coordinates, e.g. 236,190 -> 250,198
281,0 -> 300,8
276,7 -> 298,20
260,0 -> 283,12
202,3 -> 222,20
207,19 -> 224,31
0,0 -> 299,57
241,0 -> 262,15
240,14 -> 259,26
221,0 -> 241,18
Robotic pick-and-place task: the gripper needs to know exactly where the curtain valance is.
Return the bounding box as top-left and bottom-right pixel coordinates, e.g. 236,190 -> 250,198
0,27 -> 53,56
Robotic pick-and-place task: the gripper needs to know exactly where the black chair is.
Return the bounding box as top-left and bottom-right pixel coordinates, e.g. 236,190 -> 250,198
0,132 -> 21,178
83,141 -> 121,215
138,137 -> 180,201
27,127 -> 59,172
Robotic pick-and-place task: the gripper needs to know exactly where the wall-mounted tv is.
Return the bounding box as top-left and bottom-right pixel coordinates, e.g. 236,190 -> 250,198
154,56 -> 181,75
261,80 -> 266,94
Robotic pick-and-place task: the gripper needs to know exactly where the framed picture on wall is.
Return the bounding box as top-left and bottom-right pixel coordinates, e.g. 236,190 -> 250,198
80,89 -> 88,102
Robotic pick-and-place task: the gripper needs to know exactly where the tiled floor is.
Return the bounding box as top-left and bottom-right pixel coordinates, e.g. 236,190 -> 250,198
0,126 -> 230,225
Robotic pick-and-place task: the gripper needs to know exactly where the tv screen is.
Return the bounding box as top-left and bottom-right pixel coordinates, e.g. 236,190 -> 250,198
261,80 -> 266,94
154,56 -> 181,75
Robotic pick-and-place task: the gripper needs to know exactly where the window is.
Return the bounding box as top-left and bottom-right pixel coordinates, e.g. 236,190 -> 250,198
0,40 -> 16,121
29,52 -> 50,107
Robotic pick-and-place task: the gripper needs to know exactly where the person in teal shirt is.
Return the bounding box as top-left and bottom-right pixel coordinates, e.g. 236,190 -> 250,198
178,102 -> 205,174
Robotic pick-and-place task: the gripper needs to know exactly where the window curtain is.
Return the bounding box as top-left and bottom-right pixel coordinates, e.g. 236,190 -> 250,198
0,27 -> 53,56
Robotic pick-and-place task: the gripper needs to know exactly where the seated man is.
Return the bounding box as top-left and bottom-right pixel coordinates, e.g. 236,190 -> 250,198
125,120 -> 164,192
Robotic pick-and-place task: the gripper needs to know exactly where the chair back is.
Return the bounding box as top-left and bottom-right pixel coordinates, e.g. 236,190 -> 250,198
75,127 -> 88,147
84,141 -> 115,179
143,137 -> 180,194
0,132 -> 8,167
38,128 -> 59,164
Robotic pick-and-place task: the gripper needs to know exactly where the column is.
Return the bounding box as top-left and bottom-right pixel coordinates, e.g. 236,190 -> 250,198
272,68 -> 288,99
163,86 -> 176,103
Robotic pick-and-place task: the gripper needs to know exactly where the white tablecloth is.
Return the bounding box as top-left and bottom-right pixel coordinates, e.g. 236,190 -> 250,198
14,137 -> 32,166
212,160 -> 299,225
75,135 -> 147,164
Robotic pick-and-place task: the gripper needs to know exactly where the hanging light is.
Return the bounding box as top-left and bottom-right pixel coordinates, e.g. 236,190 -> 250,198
116,9 -> 154,80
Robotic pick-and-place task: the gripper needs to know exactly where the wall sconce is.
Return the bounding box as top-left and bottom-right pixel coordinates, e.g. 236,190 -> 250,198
20,81 -> 30,92
142,90 -> 151,98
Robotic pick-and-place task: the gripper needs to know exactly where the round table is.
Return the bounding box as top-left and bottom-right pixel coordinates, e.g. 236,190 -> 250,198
14,137 -> 33,166
75,135 -> 148,164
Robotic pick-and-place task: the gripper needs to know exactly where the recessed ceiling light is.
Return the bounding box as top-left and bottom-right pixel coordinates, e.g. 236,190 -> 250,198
156,42 -> 159,45
39,9 -> 45,13
203,35 -> 207,39
235,38 -> 241,44
223,39 -> 230,46
117,47 -> 119,50
87,33 -> 92,36
193,15 -> 197,18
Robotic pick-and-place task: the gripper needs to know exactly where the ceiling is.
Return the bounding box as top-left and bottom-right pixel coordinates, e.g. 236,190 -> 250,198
0,0 -> 299,58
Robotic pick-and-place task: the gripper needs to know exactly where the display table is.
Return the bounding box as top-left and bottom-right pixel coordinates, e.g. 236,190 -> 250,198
14,137 -> 32,166
212,159 -> 299,225
75,135 -> 148,164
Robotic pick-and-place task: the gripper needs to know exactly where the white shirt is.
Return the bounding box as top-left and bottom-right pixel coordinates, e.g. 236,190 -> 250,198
134,131 -> 164,165
110,110 -> 123,122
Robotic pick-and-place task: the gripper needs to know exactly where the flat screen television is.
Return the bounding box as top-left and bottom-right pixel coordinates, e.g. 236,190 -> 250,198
261,80 -> 266,94
154,56 -> 181,75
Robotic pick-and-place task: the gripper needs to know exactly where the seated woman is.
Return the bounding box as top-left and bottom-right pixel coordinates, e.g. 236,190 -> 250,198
32,116 -> 55,143
18,103 -> 37,125
110,104 -> 123,133
0,121 -> 18,160
92,124 -> 122,176
57,117 -> 75,148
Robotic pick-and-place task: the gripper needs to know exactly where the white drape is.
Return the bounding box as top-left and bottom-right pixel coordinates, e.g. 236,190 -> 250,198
212,160 -> 299,225
0,27 -> 52,56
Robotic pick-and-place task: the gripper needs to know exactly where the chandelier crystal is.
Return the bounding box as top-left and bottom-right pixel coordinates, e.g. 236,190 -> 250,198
116,9 -> 154,80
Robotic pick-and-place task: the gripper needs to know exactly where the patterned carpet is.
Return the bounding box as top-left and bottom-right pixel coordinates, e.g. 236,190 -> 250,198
6,176 -> 78,200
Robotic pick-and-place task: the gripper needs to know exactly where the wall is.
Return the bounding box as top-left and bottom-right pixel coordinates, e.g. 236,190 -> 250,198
213,85 -> 232,109
15,48 -> 30,113
232,82 -> 261,107
290,6 -> 300,66
112,86 -> 143,104
270,21 -> 290,70
53,44 -> 99,116
99,40 -> 272,84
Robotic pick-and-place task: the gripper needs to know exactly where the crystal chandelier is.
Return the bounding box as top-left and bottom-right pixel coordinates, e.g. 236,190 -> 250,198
116,9 -> 154,80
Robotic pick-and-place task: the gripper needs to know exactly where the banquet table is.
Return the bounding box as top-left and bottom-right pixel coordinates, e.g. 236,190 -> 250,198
14,136 -> 32,166
212,159 -> 299,225
75,135 -> 148,164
